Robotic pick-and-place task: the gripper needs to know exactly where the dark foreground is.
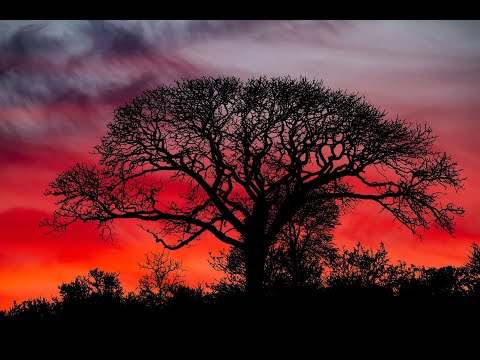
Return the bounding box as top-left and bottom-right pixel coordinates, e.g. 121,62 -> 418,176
2,293 -> 478,357
3,290 -> 479,328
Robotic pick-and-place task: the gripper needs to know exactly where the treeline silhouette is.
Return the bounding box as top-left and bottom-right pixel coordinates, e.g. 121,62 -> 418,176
3,242 -> 480,322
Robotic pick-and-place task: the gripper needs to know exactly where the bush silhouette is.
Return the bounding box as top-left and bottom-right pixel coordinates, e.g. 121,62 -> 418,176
6,298 -> 55,320
56,268 -> 124,319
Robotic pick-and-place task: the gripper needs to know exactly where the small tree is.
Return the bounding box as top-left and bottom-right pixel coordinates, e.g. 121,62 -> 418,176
466,243 -> 480,276
85,268 -> 124,300
137,250 -> 184,306
58,268 -> 123,314
465,243 -> 480,293
58,277 -> 91,304
43,76 -> 465,297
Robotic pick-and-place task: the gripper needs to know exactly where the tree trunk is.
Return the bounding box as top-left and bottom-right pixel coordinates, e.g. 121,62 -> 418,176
244,198 -> 269,301
244,237 -> 267,300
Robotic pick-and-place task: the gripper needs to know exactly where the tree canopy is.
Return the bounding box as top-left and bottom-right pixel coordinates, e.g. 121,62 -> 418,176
43,76 -> 464,295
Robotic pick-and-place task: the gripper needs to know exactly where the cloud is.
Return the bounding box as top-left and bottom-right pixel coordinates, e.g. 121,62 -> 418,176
0,20 -> 355,112
0,21 -> 210,151
80,20 -> 152,58
0,20 -> 203,109
2,24 -> 57,56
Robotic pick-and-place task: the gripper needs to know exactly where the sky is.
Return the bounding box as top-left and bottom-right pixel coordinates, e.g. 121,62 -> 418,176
1,20 -> 480,309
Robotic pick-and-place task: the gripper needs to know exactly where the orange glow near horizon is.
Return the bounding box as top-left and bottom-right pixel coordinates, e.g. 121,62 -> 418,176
1,20 -> 480,310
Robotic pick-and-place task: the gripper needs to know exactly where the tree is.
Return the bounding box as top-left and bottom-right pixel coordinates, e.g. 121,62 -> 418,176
58,268 -> 124,314
58,276 -> 91,304
43,76 -> 464,298
137,250 -> 184,306
466,243 -> 480,276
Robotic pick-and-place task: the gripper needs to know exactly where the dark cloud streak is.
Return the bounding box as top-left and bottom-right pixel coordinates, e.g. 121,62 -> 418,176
0,20 -> 218,146
79,20 -> 153,58
0,20 -> 350,110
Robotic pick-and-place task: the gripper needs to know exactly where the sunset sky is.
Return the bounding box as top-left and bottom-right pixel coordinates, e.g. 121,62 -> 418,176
1,20 -> 480,309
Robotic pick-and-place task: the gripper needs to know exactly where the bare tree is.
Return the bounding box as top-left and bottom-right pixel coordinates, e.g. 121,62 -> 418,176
43,76 -> 464,297
137,250 -> 184,306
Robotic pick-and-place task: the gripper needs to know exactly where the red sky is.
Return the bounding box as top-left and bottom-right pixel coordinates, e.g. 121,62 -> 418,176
1,20 -> 480,310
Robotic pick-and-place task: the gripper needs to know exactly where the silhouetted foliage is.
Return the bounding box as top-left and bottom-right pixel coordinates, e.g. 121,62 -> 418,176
165,284 -> 206,311
43,76 -> 464,297
399,266 -> 470,298
210,247 -> 246,295
4,243 -> 480,325
424,266 -> 469,296
466,243 -> 480,294
59,268 -> 123,301
467,243 -> 480,275
457,243 -> 480,295
327,242 -> 414,295
57,268 -> 124,319
6,297 -> 56,320
136,250 -> 184,307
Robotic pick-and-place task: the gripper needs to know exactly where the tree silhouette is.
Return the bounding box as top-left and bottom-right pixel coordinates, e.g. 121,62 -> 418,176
58,268 -> 123,317
328,242 -> 392,290
465,243 -> 480,294
43,76 -> 464,297
137,250 -> 184,306
466,243 -> 480,276
58,276 -> 91,304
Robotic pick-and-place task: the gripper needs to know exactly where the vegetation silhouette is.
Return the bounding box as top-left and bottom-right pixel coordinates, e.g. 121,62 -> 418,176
135,250 -> 185,307
3,242 -> 480,326
41,76 -> 464,299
